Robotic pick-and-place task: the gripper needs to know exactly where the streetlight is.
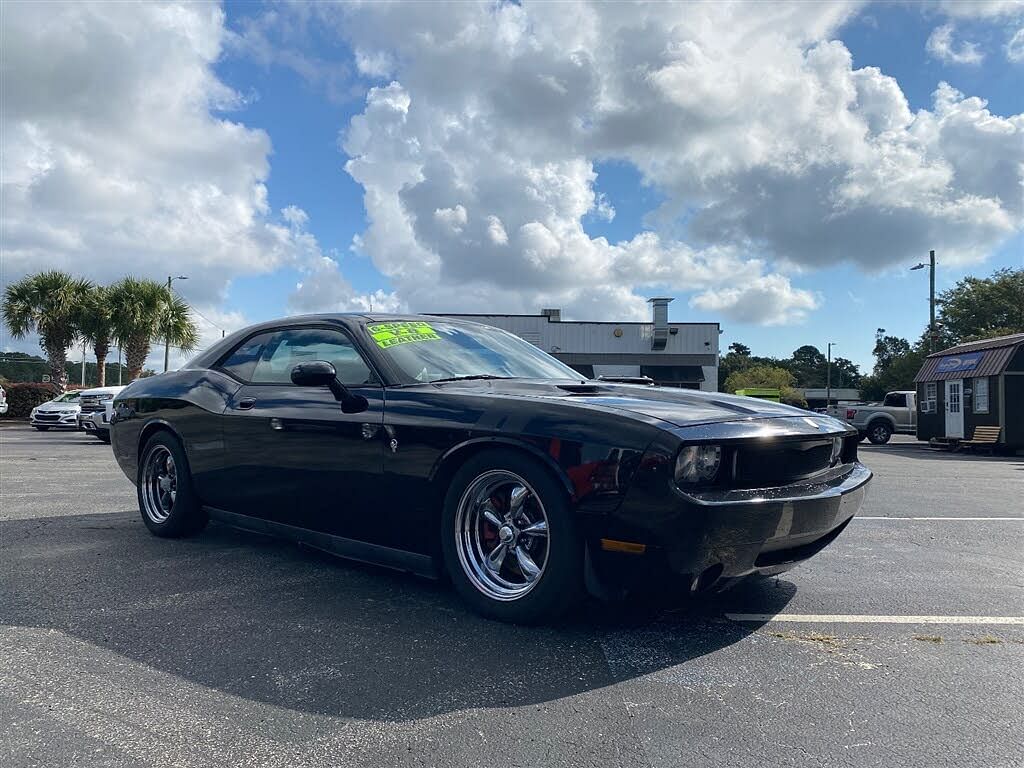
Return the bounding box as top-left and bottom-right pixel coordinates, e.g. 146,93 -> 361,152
164,275 -> 188,372
910,250 -> 936,353
826,342 -> 837,411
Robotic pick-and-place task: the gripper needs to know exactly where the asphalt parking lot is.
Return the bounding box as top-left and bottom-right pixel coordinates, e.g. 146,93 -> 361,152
2,423 -> 1022,768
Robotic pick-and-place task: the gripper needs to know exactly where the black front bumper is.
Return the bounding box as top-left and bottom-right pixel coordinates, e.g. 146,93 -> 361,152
588,462 -> 871,594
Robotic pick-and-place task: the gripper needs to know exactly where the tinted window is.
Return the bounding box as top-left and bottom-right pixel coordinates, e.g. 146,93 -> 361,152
883,393 -> 906,407
252,328 -> 373,386
220,333 -> 272,381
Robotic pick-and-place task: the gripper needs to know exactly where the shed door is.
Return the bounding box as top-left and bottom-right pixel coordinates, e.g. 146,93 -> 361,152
945,380 -> 964,439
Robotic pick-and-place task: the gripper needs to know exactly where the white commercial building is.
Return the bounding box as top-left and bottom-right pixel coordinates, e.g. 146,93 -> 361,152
442,298 -> 720,391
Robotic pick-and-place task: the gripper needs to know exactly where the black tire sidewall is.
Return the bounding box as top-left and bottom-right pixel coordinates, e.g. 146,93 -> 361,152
137,431 -> 207,538
34,426 -> 50,431
868,422 -> 892,444
440,448 -> 583,624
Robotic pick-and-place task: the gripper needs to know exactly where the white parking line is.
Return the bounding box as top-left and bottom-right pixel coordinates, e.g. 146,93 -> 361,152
726,614 -> 1024,625
857,516 -> 1024,521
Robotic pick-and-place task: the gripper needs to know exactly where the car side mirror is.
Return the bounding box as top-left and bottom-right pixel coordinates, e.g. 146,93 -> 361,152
290,361 -> 369,414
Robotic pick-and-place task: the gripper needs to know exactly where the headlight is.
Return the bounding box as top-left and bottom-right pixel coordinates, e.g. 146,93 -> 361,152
830,436 -> 843,466
675,444 -> 722,485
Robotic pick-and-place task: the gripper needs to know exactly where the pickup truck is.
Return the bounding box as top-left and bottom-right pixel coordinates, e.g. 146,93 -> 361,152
827,390 -> 916,445
77,385 -> 126,441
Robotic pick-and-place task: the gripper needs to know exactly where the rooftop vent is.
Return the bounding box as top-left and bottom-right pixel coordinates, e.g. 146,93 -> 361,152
648,297 -> 674,351
541,308 -> 561,322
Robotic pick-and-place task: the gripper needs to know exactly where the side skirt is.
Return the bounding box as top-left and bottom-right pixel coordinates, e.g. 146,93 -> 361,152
204,507 -> 439,579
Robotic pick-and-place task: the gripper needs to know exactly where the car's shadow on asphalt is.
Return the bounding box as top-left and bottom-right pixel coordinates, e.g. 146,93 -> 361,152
2,511 -> 795,721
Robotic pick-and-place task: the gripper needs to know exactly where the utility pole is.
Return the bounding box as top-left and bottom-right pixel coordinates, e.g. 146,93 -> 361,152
117,347 -> 122,385
929,249 -> 936,353
911,251 -> 937,353
81,342 -> 86,386
164,275 -> 188,372
826,342 -> 836,411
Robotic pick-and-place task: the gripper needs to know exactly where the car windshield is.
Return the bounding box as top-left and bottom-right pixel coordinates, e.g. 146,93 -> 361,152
56,392 -> 80,402
367,320 -> 582,383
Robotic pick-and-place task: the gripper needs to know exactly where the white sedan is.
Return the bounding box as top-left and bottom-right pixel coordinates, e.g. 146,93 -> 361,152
30,391 -> 83,430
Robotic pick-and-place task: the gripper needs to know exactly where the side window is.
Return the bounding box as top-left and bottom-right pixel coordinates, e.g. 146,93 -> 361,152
922,382 -> 937,413
883,393 -> 906,407
251,328 -> 374,386
219,332 -> 273,381
973,377 -> 990,413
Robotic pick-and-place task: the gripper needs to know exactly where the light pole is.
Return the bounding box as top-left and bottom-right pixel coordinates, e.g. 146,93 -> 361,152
826,342 -> 836,410
164,275 -> 188,372
910,250 -> 936,353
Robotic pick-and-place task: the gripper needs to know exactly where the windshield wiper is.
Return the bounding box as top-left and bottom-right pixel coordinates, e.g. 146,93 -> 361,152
429,374 -> 514,384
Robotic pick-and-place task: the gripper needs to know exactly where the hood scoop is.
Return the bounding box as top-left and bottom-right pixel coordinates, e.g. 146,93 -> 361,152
556,383 -> 607,395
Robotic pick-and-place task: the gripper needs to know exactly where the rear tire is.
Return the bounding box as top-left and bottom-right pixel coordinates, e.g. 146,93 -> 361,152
441,449 -> 582,624
867,421 -> 892,445
137,431 -> 207,538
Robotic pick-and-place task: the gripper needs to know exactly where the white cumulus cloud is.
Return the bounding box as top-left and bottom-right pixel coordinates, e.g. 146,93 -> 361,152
311,1 -> 1022,325
926,24 -> 985,65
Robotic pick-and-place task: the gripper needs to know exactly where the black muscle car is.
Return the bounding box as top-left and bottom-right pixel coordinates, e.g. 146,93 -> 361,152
110,314 -> 871,623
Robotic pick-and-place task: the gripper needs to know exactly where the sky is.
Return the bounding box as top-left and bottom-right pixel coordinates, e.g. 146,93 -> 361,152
2,0 -> 1022,374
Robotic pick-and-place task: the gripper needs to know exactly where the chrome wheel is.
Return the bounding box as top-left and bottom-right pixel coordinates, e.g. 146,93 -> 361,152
455,470 -> 550,601
141,445 -> 177,524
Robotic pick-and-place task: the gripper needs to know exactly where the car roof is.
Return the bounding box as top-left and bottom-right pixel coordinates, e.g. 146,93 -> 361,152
186,313 -> 491,370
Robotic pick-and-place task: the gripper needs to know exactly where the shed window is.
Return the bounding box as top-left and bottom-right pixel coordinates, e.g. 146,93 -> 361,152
973,377 -> 989,414
922,382 -> 937,413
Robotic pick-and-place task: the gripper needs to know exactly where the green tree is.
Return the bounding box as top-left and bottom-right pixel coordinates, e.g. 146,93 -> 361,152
788,345 -> 827,386
725,364 -> 796,392
2,271 -> 91,393
728,342 -> 751,356
75,284 -> 115,387
871,334 -> 911,375
936,268 -> 1024,344
108,277 -> 199,380
724,365 -> 806,408
830,356 -> 862,388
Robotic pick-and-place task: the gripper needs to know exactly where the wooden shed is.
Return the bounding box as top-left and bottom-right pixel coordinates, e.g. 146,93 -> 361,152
914,332 -> 1024,449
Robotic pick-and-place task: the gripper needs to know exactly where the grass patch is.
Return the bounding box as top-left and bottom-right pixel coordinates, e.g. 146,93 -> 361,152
913,635 -> 943,643
965,635 -> 1003,645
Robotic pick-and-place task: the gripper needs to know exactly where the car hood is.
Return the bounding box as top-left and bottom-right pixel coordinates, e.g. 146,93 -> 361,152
432,379 -> 835,428
36,401 -> 80,412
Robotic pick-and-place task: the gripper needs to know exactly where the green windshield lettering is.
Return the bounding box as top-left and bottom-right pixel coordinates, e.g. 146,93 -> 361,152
370,322 -> 442,349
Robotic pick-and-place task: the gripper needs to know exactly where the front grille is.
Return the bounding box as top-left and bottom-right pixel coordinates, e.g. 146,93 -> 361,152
733,438 -> 835,489
34,413 -> 62,422
79,396 -> 106,413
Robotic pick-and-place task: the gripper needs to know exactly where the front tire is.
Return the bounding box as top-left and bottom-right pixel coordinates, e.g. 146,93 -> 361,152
137,431 -> 207,538
867,421 -> 892,444
33,425 -> 50,431
441,449 -> 582,624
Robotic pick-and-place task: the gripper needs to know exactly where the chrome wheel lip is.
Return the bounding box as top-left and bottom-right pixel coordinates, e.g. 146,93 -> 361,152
141,445 -> 177,524
455,469 -> 550,602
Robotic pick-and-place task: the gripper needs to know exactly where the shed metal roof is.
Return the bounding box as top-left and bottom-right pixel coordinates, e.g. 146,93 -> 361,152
914,333 -> 1024,382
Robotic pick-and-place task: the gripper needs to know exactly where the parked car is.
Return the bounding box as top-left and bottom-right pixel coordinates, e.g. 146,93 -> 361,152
111,314 -> 871,623
827,391 -> 916,444
0,384 -> 8,416
29,390 -> 82,430
77,385 -> 126,438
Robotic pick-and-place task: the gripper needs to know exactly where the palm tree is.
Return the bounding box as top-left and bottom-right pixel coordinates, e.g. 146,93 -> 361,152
75,284 -> 115,387
2,271 -> 92,393
108,277 -> 199,380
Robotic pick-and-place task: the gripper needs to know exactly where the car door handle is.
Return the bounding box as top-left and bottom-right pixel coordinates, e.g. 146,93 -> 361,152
237,397 -> 256,410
